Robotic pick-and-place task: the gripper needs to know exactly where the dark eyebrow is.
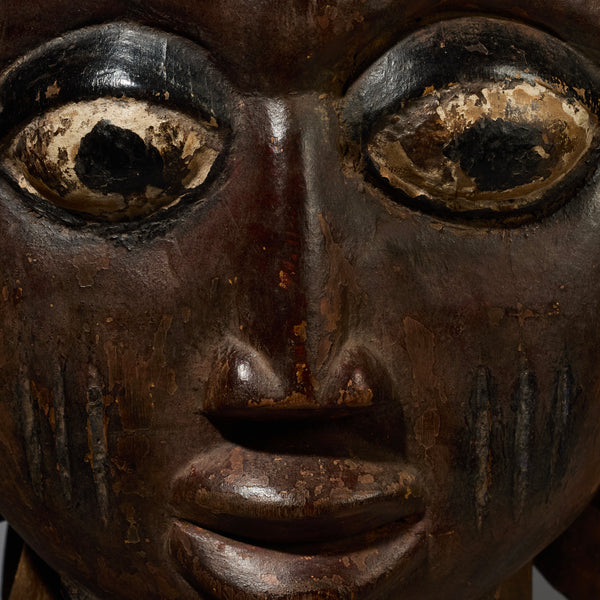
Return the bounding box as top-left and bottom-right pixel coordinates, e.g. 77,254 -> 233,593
343,16 -> 600,136
1,0 -> 599,97
0,23 -> 236,138
342,0 -> 600,88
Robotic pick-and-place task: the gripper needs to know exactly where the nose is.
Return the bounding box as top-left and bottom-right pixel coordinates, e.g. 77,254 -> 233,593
204,95 -> 388,419
205,340 -> 392,420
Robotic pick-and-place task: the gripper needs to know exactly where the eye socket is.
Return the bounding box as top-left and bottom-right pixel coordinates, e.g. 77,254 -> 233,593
366,78 -> 600,216
2,97 -> 226,222
344,17 -> 600,225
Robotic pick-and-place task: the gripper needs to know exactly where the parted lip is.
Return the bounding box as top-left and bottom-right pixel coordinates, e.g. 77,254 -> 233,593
169,444 -> 426,546
169,517 -> 428,600
168,446 -> 428,598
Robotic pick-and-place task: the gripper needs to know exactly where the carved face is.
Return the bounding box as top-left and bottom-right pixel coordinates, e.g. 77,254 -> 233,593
0,1 -> 599,599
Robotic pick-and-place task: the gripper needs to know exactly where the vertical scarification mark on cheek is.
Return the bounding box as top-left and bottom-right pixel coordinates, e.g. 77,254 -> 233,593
18,369 -> 42,497
549,365 -> 574,487
86,366 -> 109,524
513,366 -> 537,520
53,365 -> 72,503
470,366 -> 491,531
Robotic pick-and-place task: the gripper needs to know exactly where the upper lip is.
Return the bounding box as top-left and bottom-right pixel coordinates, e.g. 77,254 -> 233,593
170,444 -> 425,546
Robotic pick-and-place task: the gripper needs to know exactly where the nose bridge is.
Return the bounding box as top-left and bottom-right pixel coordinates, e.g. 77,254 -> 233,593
255,94 -> 344,377
292,96 -> 351,379
262,95 -> 322,392
205,94 -> 375,417
266,94 -> 352,383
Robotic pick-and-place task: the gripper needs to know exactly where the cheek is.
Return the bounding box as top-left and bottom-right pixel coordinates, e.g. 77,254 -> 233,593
358,217 -> 600,546
0,229 -> 220,577
0,261 -> 220,600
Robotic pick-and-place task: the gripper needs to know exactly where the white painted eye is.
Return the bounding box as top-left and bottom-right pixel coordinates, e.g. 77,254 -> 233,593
367,79 -> 600,215
2,97 -> 225,222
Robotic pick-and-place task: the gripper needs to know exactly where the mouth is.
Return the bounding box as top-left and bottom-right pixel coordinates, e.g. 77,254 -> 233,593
168,445 -> 428,599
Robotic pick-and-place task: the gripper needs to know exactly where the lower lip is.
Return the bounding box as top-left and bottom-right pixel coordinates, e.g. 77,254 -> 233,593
168,516 -> 427,599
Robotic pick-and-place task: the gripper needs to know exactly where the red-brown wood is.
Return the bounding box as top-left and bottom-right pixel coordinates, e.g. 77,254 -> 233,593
0,1 -> 598,599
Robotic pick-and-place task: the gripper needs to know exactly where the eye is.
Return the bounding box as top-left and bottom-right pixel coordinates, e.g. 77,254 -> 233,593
367,79 -> 599,215
345,17 -> 600,224
2,97 -> 226,222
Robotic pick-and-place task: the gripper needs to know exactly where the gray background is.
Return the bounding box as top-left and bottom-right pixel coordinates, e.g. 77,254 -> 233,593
533,567 -> 567,600
0,522 -> 569,598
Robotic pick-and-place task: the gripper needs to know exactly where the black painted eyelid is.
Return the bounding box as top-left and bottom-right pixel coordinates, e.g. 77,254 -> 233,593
342,16 -> 600,139
0,22 -> 236,139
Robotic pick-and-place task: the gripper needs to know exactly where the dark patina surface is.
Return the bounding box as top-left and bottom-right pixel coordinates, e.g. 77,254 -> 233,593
0,1 -> 599,599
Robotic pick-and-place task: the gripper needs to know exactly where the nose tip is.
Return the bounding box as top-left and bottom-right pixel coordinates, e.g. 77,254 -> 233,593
204,342 -> 390,420
204,342 -> 285,417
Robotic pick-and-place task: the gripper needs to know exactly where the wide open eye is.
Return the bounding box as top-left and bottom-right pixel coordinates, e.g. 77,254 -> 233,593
367,79 -> 599,214
0,23 -> 236,226
345,17 -> 600,224
2,97 -> 225,222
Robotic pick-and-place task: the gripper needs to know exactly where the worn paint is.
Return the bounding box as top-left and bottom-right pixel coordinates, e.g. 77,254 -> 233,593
53,365 -> 72,503
549,365 -> 575,486
18,370 -> 42,498
369,78 -> 599,213
4,97 -> 224,221
87,367 -> 109,524
470,367 -> 491,530
513,366 -> 537,519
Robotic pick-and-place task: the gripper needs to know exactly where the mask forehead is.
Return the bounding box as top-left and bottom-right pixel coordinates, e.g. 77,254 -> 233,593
3,0 -> 600,92
130,0 -> 600,91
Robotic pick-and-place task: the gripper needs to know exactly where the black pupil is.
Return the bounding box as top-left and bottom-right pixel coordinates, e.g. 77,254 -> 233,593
443,118 -> 555,192
75,119 -> 165,195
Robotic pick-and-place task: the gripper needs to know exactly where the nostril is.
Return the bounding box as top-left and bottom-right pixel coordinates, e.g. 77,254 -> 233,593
204,341 -> 391,421
337,366 -> 375,408
322,347 -> 392,410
